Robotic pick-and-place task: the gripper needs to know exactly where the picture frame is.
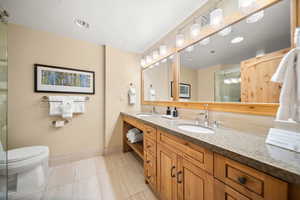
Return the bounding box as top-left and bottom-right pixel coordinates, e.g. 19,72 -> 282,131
34,64 -> 95,94
171,81 -> 191,99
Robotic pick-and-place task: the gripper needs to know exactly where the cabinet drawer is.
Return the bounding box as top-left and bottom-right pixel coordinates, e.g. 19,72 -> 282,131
144,151 -> 156,190
144,137 -> 156,156
214,154 -> 288,200
214,179 -> 251,200
158,130 -> 213,174
123,116 -> 143,130
144,124 -> 157,140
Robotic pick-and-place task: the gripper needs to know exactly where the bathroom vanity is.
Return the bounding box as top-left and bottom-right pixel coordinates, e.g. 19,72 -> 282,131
122,113 -> 300,200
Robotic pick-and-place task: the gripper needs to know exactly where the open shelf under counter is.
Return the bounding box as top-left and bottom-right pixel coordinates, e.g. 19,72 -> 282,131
126,140 -> 144,160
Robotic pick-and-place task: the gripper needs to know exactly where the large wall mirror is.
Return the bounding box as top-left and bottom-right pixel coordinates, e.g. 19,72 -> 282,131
143,55 -> 175,101
179,0 -> 291,103
142,0 -> 297,115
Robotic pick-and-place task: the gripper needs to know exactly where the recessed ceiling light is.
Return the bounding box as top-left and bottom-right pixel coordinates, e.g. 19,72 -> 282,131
246,10 -> 264,23
74,18 -> 90,29
231,36 -> 244,44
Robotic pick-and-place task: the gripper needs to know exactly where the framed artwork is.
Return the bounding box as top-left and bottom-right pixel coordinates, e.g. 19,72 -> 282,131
34,64 -> 95,94
171,82 -> 191,99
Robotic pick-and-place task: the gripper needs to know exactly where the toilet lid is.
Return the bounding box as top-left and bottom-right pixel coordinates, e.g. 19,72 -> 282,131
6,146 -> 49,163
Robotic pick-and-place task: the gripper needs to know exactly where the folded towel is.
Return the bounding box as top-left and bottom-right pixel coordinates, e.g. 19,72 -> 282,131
49,96 -> 64,116
271,48 -> 300,122
69,96 -> 85,113
61,99 -> 74,119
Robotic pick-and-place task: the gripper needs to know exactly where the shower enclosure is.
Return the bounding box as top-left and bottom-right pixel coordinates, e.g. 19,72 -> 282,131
0,8 -> 8,200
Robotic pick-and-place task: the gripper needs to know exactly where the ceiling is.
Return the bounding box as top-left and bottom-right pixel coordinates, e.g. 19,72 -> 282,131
181,0 -> 291,69
0,0 -> 208,53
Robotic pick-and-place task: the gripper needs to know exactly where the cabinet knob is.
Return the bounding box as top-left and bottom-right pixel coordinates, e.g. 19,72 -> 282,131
238,177 -> 247,184
146,160 -> 150,164
146,145 -> 151,148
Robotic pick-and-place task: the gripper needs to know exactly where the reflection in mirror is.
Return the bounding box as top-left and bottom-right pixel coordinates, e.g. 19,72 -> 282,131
143,55 -> 175,101
180,0 -> 290,103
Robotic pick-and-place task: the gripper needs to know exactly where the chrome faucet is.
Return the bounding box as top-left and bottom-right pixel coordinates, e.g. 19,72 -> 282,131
196,104 -> 209,127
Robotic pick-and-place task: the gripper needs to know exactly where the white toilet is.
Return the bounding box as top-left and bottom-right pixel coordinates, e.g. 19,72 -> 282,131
0,146 -> 49,200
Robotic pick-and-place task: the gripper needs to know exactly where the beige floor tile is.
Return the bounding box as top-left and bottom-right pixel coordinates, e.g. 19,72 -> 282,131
73,176 -> 101,200
47,163 -> 76,188
74,158 -> 97,181
43,184 -> 73,200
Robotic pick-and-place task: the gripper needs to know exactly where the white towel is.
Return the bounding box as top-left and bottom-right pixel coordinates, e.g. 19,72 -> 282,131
69,96 -> 85,113
128,86 -> 136,105
61,99 -> 74,119
271,48 -> 300,122
49,96 -> 64,116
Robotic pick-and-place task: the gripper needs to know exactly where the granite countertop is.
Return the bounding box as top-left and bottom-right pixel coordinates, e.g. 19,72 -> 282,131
121,112 -> 300,184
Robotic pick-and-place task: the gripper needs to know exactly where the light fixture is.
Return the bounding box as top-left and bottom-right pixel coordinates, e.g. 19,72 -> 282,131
218,26 -> 232,36
238,0 -> 258,13
210,9 -> 223,27
200,37 -> 210,46
155,62 -> 160,66
140,58 -> 146,67
146,55 -> 152,64
231,36 -> 244,44
190,22 -> 201,38
246,10 -> 264,23
176,34 -> 185,47
160,45 -> 167,56
224,79 -> 232,84
152,50 -> 159,59
74,18 -> 90,29
231,78 -> 239,84
186,45 -> 194,52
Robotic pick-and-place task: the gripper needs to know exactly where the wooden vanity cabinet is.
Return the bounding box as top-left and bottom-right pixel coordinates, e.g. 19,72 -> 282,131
157,129 -> 214,200
122,116 -> 292,200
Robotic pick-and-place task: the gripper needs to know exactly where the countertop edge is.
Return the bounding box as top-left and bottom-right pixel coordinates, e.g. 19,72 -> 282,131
121,112 -> 300,184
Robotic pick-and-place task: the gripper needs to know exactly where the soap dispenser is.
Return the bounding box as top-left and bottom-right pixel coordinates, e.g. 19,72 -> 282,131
166,107 -> 171,115
172,107 -> 178,117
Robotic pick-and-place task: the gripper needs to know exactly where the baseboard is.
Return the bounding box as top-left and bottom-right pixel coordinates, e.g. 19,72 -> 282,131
49,149 -> 103,167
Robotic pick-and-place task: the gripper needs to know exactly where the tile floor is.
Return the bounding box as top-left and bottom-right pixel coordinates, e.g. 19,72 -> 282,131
30,152 -> 157,200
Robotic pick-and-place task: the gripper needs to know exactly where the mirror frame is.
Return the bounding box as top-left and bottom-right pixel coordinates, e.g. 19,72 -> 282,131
142,0 -> 300,116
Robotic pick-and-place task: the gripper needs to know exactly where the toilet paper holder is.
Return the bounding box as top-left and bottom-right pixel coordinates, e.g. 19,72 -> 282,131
52,120 -> 69,126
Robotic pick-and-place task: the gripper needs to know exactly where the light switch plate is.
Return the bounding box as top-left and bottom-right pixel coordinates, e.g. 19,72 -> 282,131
266,128 -> 300,153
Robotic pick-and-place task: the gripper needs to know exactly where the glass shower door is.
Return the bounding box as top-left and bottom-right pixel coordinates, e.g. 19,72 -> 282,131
0,15 -> 8,200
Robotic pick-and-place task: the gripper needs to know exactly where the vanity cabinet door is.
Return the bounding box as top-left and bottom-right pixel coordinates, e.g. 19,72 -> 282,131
214,179 -> 251,200
157,144 -> 178,200
177,157 -> 214,200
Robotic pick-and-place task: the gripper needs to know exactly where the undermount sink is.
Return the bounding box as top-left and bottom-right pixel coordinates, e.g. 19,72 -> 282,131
136,113 -> 152,117
177,124 -> 214,134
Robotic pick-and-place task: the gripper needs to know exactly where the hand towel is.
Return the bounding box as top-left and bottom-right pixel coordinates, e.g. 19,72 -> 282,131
128,86 -> 136,105
61,99 -> 74,119
70,96 -> 85,113
48,96 -> 64,116
271,48 -> 300,122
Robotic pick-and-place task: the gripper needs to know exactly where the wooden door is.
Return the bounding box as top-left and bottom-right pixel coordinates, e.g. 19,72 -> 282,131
177,157 -> 214,200
157,144 -> 178,200
214,179 -> 251,200
241,48 -> 289,103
